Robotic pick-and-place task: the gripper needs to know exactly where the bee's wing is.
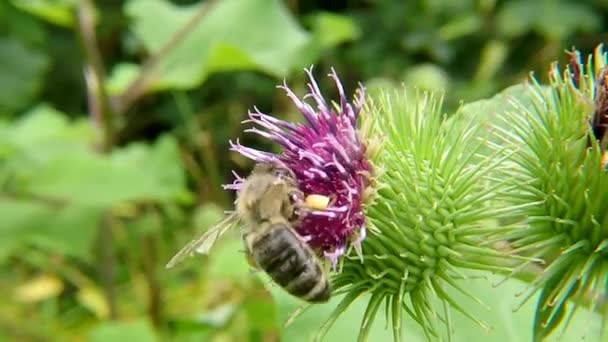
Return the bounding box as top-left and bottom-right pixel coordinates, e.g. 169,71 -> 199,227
165,213 -> 239,269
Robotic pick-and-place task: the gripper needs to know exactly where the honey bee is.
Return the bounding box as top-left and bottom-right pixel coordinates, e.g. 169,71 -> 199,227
166,163 -> 331,303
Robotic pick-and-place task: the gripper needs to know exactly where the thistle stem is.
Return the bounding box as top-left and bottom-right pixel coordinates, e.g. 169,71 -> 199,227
114,0 -> 220,114
76,0 -> 116,152
75,0 -> 118,319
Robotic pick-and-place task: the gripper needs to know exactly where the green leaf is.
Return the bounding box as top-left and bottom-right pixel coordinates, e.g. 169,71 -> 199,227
207,235 -> 251,281
459,83 -> 533,122
0,200 -> 52,261
0,105 -> 187,207
89,319 -> 158,342
240,278 -> 280,334
0,37 -> 49,115
474,40 -> 508,82
0,200 -> 101,262
272,281 -> 416,341
274,272 -> 603,341
289,11 -> 361,67
110,134 -> 188,201
0,2 -> 48,46
29,205 -> 103,262
307,12 -> 361,49
533,2 -> 599,41
192,202 -> 225,231
497,0 -> 599,40
438,14 -> 483,41
451,83 -> 538,157
455,82 -> 543,137
123,0 -> 311,91
10,0 -> 77,27
191,303 -> 238,328
495,1 -> 535,38
8,104 -> 96,146
27,139 -> 185,206
403,63 -> 449,91
106,63 -> 141,95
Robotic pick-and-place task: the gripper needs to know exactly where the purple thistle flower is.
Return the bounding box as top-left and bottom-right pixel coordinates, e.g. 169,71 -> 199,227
227,67 -> 373,267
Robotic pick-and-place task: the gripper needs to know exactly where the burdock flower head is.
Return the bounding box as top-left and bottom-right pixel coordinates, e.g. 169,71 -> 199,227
229,66 -> 526,341
496,45 -> 608,340
228,68 -> 376,267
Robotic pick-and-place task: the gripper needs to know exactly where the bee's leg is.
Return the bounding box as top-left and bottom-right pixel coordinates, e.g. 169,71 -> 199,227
239,245 -> 261,274
284,303 -> 314,328
240,231 -> 259,273
245,250 -> 259,270
290,189 -> 304,206
285,189 -> 305,222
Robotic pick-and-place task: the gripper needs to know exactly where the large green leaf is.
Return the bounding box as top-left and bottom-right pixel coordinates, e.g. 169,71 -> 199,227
10,0 -> 77,27
458,83 -> 533,123
0,200 -> 52,261
307,12 -> 361,50
26,136 -> 186,207
0,37 -> 49,116
89,319 -> 158,342
497,0 -> 599,40
0,105 -> 188,262
455,81 -> 553,135
6,104 -> 96,146
28,204 -> 103,262
1,105 -> 187,207
272,272 -> 602,341
274,11 -> 361,70
449,82 -> 541,157
122,0 -> 311,91
207,235 -> 251,281
0,200 -> 102,262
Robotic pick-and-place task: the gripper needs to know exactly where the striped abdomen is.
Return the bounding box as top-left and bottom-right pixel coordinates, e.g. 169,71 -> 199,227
249,224 -> 330,303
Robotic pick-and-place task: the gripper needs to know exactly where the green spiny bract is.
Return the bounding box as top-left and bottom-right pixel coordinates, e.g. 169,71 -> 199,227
494,46 -> 608,340
319,89 -> 518,342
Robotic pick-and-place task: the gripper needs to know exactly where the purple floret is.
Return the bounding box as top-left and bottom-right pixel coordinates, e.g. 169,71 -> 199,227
228,67 -> 372,267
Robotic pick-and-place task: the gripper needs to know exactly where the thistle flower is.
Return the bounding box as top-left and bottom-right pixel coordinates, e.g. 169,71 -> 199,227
228,68 -> 375,267
230,69 -> 520,341
318,90 -> 519,341
495,45 -> 608,340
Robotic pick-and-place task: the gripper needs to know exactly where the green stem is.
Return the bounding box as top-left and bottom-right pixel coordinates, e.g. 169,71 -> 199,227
173,92 -> 228,205
76,0 -> 116,152
140,206 -> 163,327
75,0 -> 118,320
114,0 -> 220,115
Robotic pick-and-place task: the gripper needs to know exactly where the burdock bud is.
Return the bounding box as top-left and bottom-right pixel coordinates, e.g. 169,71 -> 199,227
495,45 -> 608,340
320,88 -> 522,342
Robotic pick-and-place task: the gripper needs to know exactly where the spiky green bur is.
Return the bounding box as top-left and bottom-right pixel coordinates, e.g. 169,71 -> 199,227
319,89 -> 517,342
494,47 -> 608,340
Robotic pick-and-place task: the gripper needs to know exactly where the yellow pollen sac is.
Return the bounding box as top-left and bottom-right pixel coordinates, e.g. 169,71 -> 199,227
602,151 -> 608,170
305,194 -> 331,210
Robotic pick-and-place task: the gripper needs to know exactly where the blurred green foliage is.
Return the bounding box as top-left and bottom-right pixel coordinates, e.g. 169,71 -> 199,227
0,0 -> 605,340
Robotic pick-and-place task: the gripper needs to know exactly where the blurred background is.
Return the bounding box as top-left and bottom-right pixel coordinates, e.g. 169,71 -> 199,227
0,0 -> 606,341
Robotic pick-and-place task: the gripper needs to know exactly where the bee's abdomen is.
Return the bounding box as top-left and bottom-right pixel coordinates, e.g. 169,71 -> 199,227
251,224 -> 330,303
